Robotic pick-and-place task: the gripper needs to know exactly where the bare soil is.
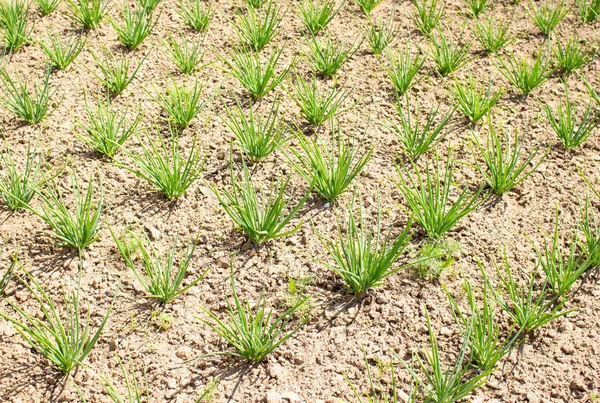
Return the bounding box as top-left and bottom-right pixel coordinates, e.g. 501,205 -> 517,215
0,0 -> 599,402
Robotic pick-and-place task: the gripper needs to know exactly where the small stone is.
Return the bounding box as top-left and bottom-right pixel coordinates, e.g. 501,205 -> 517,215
440,326 -> 453,336
281,392 -> 301,402
570,379 -> 586,391
148,226 -> 161,240
397,390 -> 410,403
561,344 -> 575,355
265,392 -> 282,403
269,363 -> 286,379
418,324 -> 428,334
176,346 -> 193,360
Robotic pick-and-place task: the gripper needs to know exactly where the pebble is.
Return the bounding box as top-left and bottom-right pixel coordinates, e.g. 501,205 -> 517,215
560,344 -> 575,355
440,326 -> 453,336
269,363 -> 286,379
176,346 -> 193,361
281,392 -> 301,402
265,392 -> 282,403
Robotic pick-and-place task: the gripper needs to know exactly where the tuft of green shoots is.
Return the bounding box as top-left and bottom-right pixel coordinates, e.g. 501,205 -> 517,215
553,36 -> 595,75
234,0 -> 282,51
542,84 -> 598,150
0,68 -> 56,125
286,74 -> 354,126
0,139 -> 46,211
243,0 -> 268,8
446,281 -> 521,371
163,33 -> 207,75
34,172 -> 103,252
473,14 -> 514,54
176,0 -> 213,32
88,50 -> 147,96
531,210 -> 592,298
401,309 -> 492,403
0,0 -> 32,52
481,253 -> 572,334
285,123 -> 373,202
39,32 -> 86,70
113,228 -> 206,304
394,152 -> 484,239
526,0 -> 569,36
316,192 -> 413,295
411,0 -> 445,36
579,195 -> 600,268
136,0 -> 161,12
363,11 -> 399,55
353,0 -> 384,13
296,0 -> 343,35
383,44 -> 426,96
220,46 -> 293,99
582,75 -> 600,107
121,128 -> 204,200
220,95 -> 288,162
76,96 -> 143,158
428,29 -> 472,76
148,78 -> 207,129
110,5 -> 160,50
387,95 -> 454,160
448,76 -> 503,125
0,254 -> 16,295
464,0 -> 492,17
65,0 -> 108,29
198,271 -> 308,362
304,32 -> 362,77
34,0 -> 61,15
100,356 -> 149,403
0,267 -> 112,373
211,159 -> 310,243
575,0 -> 600,22
494,48 -> 554,95
471,121 -> 544,194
